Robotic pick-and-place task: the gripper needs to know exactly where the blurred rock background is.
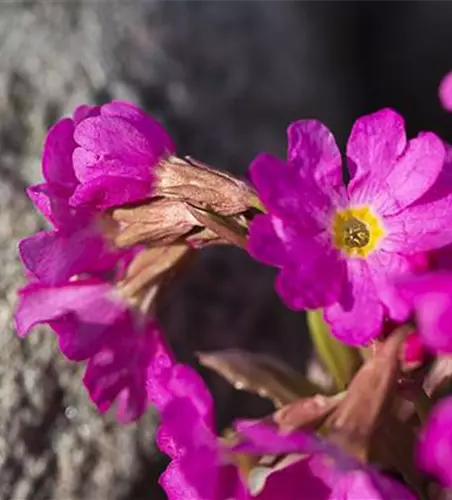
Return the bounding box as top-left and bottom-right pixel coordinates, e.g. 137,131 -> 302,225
1,1 -> 452,499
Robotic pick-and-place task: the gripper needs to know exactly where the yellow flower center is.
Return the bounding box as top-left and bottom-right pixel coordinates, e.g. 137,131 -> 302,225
332,206 -> 385,258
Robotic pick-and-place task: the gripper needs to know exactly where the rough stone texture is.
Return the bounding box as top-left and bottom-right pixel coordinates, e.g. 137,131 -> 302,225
1,1 -> 452,499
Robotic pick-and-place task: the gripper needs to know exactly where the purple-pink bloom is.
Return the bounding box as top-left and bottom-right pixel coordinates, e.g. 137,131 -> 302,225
32,100 -> 174,216
15,276 -> 162,423
154,361 -> 330,500
417,397 -> 452,487
396,272 -> 452,354
159,396 -> 247,500
234,420 -> 416,500
18,217 -> 120,285
248,109 -> 452,344
439,71 -> 452,112
15,238 -> 166,424
151,353 -> 248,499
83,320 -> 164,423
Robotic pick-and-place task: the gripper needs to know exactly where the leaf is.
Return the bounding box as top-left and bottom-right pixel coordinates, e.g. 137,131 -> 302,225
186,205 -> 247,249
325,328 -> 408,462
197,349 -> 323,407
273,392 -> 346,432
307,309 -> 362,391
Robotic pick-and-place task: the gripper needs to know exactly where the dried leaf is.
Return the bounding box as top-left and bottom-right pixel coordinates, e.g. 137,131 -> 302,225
198,349 -> 323,407
117,244 -> 193,315
325,327 -> 408,462
112,198 -> 199,247
273,392 -> 345,432
371,413 -> 429,499
155,155 -> 259,215
186,206 -> 247,249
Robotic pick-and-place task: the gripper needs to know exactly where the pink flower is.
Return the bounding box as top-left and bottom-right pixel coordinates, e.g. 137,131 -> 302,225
439,71 -> 452,112
14,275 -> 163,423
18,217 -> 120,285
29,100 -> 174,217
248,109 -> 452,344
153,349 -> 329,499
153,355 -> 248,499
234,421 -> 416,500
417,397 -> 452,487
158,396 -> 247,500
397,272 -> 452,354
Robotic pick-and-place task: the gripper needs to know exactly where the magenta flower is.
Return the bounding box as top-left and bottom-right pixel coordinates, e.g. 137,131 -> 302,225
234,421 -> 416,500
159,396 -> 247,500
248,109 -> 452,344
14,274 -> 162,422
83,319 -> 165,423
154,360 -> 329,500
154,357 -> 248,500
397,272 -> 452,354
30,100 -> 174,216
439,71 -> 452,112
417,397 -> 452,487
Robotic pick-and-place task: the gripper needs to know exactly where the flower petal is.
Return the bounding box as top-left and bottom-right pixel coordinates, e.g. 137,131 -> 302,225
70,175 -> 151,209
247,214 -> 291,267
274,235 -> 345,310
18,225 -> 118,284
382,159 -> 452,253
367,250 -> 412,322
83,320 -> 161,422
324,259 -> 384,345
73,104 -> 100,124
287,120 -> 343,198
42,118 -> 78,190
397,273 -> 452,353
417,397 -> 452,487
252,457 -> 332,500
439,71 -> 452,112
352,132 -> 445,215
250,153 -> 336,232
332,470 -> 415,500
27,183 -> 53,222
159,460 -> 204,500
15,280 -> 126,360
101,100 -> 175,155
347,109 -> 406,190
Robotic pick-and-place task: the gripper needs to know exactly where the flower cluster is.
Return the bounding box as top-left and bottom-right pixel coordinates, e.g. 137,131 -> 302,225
14,85 -> 452,499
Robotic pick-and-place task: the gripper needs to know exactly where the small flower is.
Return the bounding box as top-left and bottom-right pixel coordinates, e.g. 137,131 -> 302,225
439,71 -> 452,112
154,350 -> 330,499
154,360 -> 248,499
15,272 -> 166,422
396,272 -> 452,354
248,109 -> 451,344
417,397 -> 452,487
234,421 -> 416,500
34,100 -> 174,214
15,222 -> 189,422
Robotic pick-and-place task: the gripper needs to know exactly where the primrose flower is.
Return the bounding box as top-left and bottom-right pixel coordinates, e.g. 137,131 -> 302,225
234,421 -> 416,500
29,100 -> 174,217
153,352 -> 248,499
439,71 -> 452,112
417,397 -> 452,487
396,272 -> 452,354
154,349 -> 329,499
248,109 -> 452,344
14,269 -> 168,423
